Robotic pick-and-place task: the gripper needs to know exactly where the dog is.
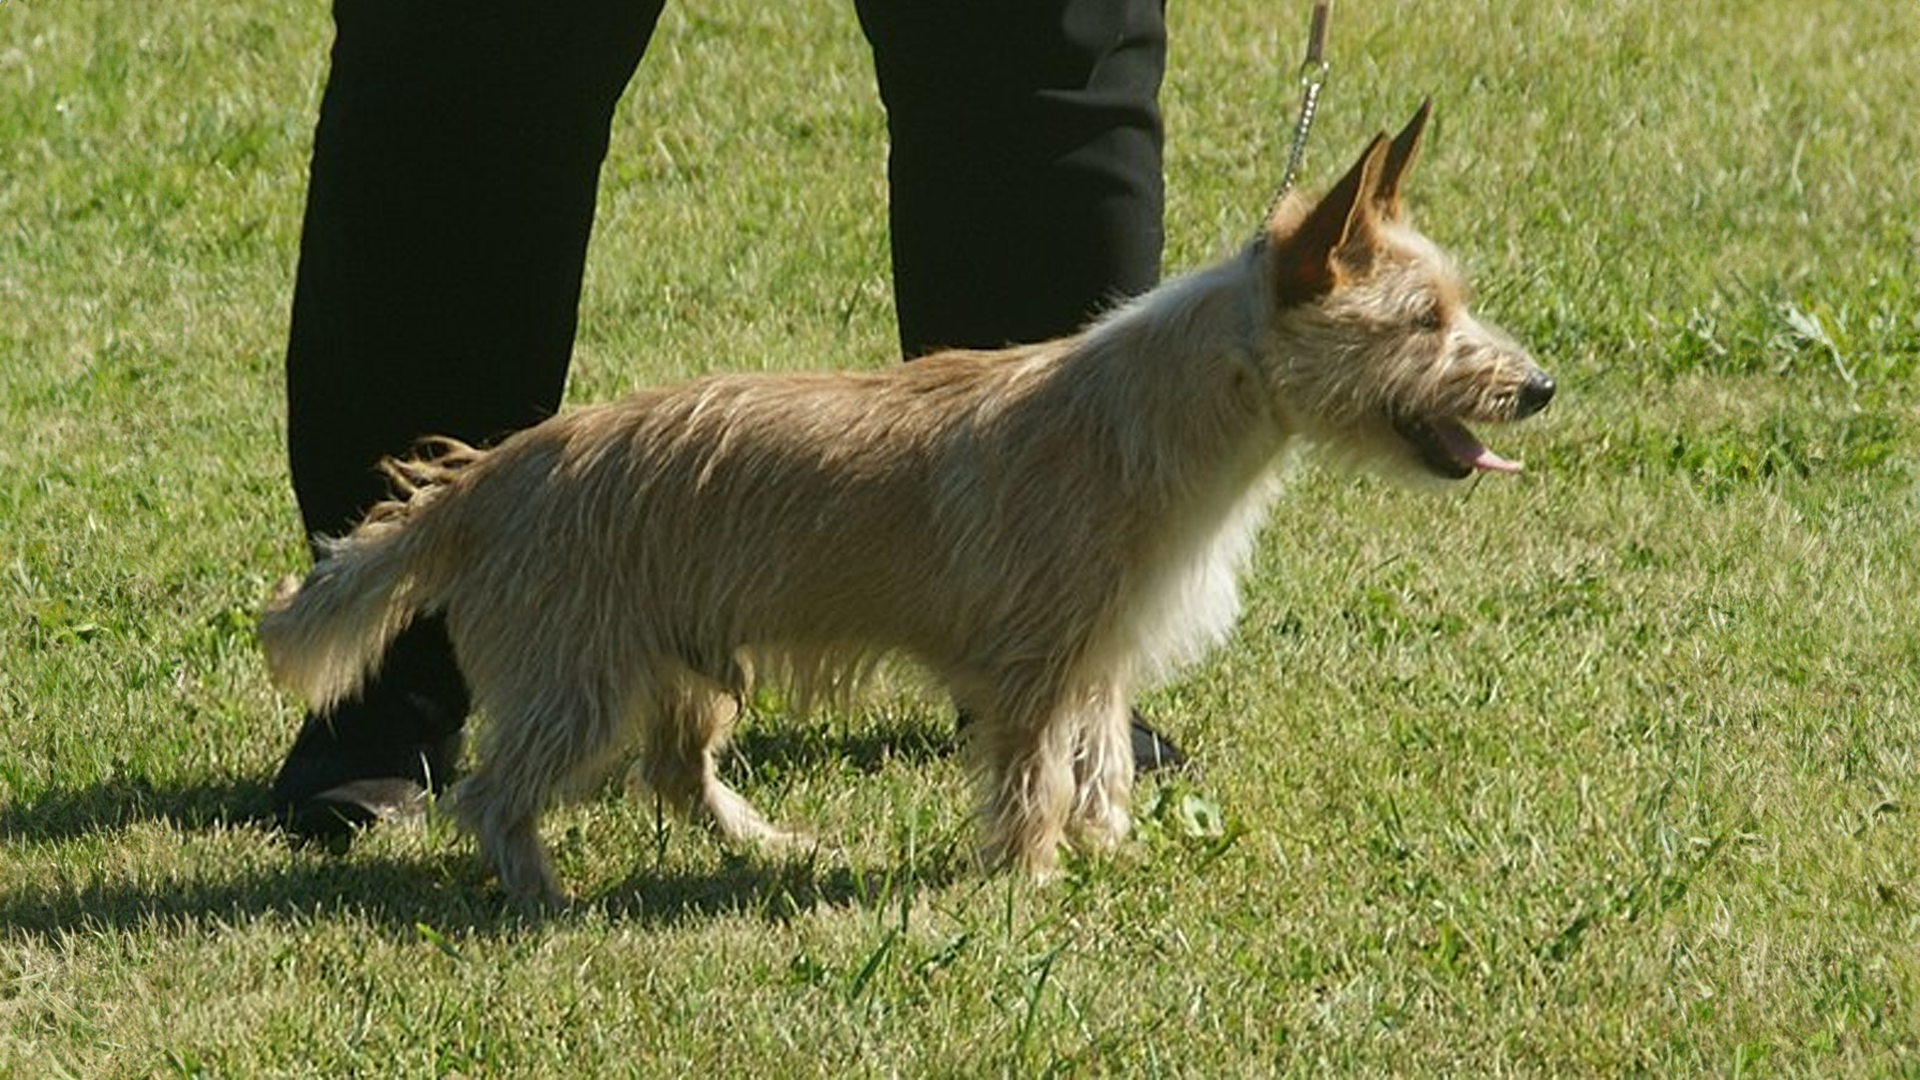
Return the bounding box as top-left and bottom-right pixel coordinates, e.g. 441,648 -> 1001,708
259,102 -> 1554,906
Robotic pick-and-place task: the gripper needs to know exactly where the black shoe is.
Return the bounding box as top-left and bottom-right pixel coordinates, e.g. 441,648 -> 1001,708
270,692 -> 465,844
1129,709 -> 1185,773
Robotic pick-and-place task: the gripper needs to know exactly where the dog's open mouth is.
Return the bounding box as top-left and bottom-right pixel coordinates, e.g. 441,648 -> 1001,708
1392,415 -> 1522,479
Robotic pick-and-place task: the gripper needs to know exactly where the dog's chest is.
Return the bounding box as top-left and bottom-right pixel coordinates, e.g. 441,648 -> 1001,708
1116,472 -> 1283,685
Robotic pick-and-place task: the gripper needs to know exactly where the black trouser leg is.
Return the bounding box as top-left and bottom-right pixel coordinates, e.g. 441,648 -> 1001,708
280,0 -> 662,767
855,0 -> 1167,356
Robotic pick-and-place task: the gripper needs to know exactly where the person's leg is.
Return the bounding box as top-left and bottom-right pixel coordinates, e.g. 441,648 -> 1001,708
273,0 -> 665,836
856,0 -> 1183,769
856,0 -> 1166,357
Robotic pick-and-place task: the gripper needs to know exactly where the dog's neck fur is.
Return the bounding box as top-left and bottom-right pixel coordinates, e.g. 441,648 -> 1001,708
1066,242 -> 1289,501
1025,243 -> 1292,685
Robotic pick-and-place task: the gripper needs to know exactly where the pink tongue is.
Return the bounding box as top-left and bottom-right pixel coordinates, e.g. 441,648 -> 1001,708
1434,420 -> 1522,474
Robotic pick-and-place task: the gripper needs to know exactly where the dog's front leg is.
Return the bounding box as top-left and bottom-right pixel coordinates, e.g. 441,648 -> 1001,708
1068,686 -> 1134,851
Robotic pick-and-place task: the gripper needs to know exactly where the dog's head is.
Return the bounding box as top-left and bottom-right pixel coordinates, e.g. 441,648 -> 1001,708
1254,101 -> 1554,483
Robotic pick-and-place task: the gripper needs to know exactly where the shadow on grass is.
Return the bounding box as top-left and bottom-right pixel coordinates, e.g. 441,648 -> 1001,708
0,773 -> 275,844
590,844 -> 968,928
728,712 -> 955,777
0,841 -> 964,943
0,719 -> 964,942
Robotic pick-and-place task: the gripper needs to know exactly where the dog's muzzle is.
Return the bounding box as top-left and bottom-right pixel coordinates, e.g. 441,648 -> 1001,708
1391,368 -> 1555,479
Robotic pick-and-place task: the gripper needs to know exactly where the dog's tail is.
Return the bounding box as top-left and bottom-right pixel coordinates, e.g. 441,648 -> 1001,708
258,440 -> 484,710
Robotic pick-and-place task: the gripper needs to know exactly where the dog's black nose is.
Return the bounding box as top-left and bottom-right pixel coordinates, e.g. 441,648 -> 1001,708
1515,372 -> 1556,418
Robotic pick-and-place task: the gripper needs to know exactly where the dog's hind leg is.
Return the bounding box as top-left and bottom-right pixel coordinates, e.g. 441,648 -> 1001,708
453,670 -> 639,908
632,673 -> 797,851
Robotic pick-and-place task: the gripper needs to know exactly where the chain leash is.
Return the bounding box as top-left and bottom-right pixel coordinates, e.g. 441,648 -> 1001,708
1269,1 -> 1331,213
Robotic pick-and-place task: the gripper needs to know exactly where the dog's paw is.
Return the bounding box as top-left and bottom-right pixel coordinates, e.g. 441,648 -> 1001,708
504,880 -> 573,915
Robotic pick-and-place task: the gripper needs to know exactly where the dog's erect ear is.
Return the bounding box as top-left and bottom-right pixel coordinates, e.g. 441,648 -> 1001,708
1374,98 -> 1432,218
1265,131 -> 1388,303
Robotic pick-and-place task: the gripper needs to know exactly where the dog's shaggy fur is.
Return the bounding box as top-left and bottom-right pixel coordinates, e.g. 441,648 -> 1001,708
260,104 -> 1553,906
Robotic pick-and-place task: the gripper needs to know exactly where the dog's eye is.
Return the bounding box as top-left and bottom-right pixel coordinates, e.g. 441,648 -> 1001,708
1413,305 -> 1446,332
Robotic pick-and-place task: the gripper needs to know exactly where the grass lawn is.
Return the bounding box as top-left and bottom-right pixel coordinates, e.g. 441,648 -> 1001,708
4,0 -> 1919,1074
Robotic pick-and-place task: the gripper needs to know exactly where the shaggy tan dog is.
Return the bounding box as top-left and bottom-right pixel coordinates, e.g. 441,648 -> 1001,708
261,103 -> 1554,906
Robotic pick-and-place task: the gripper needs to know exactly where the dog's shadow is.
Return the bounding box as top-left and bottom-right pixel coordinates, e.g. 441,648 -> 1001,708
0,721 -> 961,941
726,707 -> 956,777
0,772 -> 266,845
